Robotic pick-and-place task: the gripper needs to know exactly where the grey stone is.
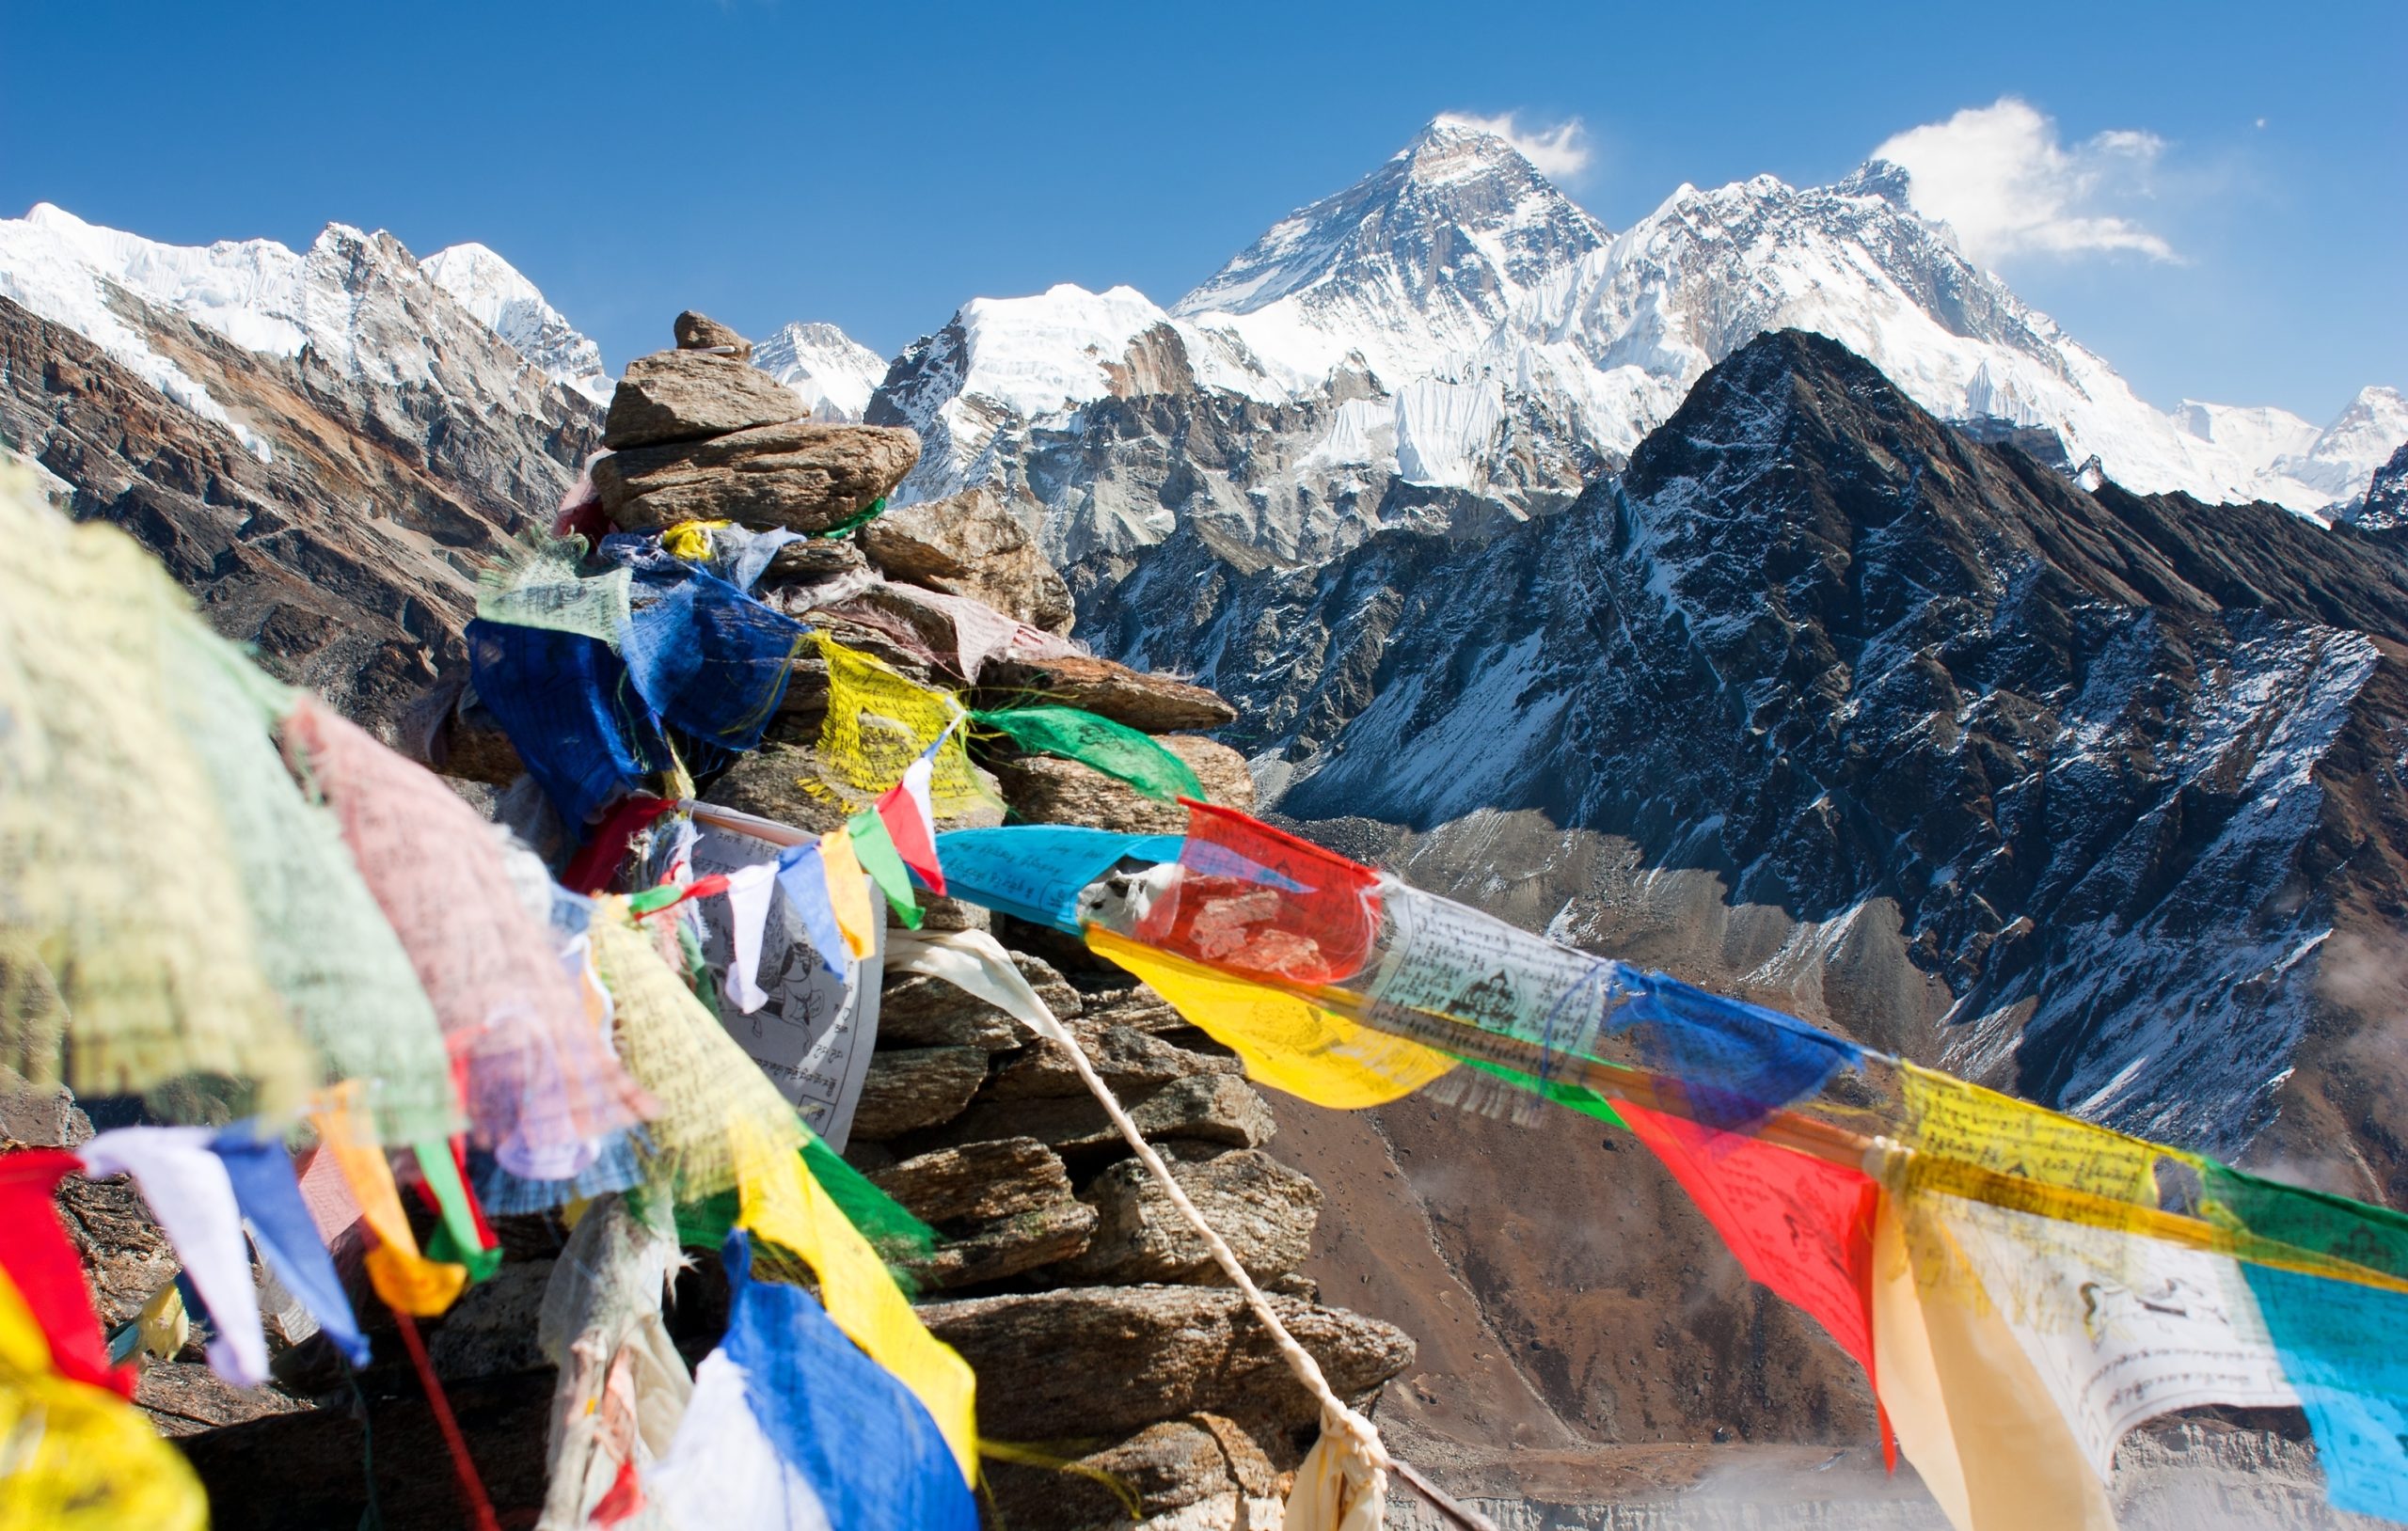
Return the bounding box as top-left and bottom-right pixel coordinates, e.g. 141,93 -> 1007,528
1066,1148 -> 1321,1285
702,746 -> 1004,840
858,486 -> 1075,634
594,419 -> 919,531
759,535 -> 865,584
848,1046 -> 990,1141
673,310 -> 753,360
0,1079 -> 89,1147
1012,951 -> 1085,1019
867,1137 -> 1074,1225
919,1072 -> 1276,1155
602,349 -> 801,449
918,1286 -> 1414,1441
976,652 -> 1237,733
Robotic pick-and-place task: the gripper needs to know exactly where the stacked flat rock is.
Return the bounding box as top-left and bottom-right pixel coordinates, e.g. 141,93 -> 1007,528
262,310 -> 1413,1530
594,311 -> 919,533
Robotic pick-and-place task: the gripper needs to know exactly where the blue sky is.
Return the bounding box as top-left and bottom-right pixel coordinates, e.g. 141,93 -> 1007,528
7,0 -> 2400,419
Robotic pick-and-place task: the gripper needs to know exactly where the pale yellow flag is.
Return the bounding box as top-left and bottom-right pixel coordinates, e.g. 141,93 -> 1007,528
309,1083 -> 467,1317
817,829 -> 879,959
1087,929 -> 1458,1110
731,1117 -> 979,1483
1869,1189 -> 2116,1531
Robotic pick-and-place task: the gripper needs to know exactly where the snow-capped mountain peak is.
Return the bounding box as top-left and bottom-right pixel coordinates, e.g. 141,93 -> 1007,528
1173,116 -> 1610,390
753,321 -> 889,422
421,243 -> 610,403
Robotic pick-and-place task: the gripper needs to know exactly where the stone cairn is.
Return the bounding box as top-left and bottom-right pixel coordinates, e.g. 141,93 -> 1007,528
8,313 -> 1414,1531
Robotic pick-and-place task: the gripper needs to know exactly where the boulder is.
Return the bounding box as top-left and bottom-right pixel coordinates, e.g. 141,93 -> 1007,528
701,745 -> 1004,839
673,310 -> 753,360
977,653 -> 1237,733
990,734 -> 1254,834
918,1286 -> 1414,1441
858,487 -> 1075,635
0,1079 -> 87,1147
877,977 -> 1024,1050
848,1046 -> 990,1141
602,349 -> 802,449
135,1362 -> 310,1437
903,1199 -> 1096,1291
594,419 -> 919,531
917,1072 -> 1275,1156
983,1020 -> 1236,1101
1065,1148 -> 1320,1286
867,1137 -> 1073,1225
759,535 -> 865,585
1011,951 -> 1085,1019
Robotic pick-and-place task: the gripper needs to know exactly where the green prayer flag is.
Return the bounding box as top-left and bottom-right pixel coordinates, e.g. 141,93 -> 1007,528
973,704 -> 1204,804
413,1140 -> 504,1283
1465,1058 -> 1628,1129
848,808 -> 923,928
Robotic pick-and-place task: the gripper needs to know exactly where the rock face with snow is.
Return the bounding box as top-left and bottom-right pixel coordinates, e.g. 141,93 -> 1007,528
1097,329 -> 2408,1190
421,242 -> 613,402
754,320 -> 888,422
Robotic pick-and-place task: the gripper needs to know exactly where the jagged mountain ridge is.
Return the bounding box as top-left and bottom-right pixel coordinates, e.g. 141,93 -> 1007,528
1088,329 -> 2408,1188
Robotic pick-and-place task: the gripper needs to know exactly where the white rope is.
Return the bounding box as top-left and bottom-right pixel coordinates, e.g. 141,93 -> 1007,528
884,927 -> 1497,1531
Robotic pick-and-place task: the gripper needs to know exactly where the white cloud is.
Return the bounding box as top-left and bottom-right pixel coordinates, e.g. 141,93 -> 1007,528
1873,97 -> 2177,267
1437,110 -> 1592,181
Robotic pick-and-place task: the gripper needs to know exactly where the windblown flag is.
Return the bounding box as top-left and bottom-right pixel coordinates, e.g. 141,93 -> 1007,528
879,754 -> 946,895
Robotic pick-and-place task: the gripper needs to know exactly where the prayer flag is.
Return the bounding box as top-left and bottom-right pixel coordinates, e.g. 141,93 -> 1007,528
817,829 -> 879,960
719,860 -> 780,1014
79,1127 -> 269,1387
414,1139 -> 504,1284
0,1149 -> 130,1396
1618,1103 -> 1881,1385
848,808 -> 923,928
2241,1260 -> 2408,1521
309,1087 -> 469,1317
209,1127 -> 370,1367
929,826 -> 1181,933
775,843 -> 852,981
0,1266 -> 206,1531
879,755 -> 946,895
1087,928 -> 1456,1110
732,1118 -> 979,1483
707,1231 -> 977,1531
1138,802 -> 1384,983
973,703 -> 1203,804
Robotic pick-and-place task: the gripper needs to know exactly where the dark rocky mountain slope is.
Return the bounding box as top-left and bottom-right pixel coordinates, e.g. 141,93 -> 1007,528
0,285 -> 596,729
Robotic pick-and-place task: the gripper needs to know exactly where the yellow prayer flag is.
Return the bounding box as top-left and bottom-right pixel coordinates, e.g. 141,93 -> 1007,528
659,519 -> 732,561
818,829 -> 879,960
0,1267 -> 207,1531
731,1117 -> 979,1482
1086,929 -> 1458,1110
1900,1064 -> 2161,1206
309,1084 -> 467,1317
810,633 -> 996,815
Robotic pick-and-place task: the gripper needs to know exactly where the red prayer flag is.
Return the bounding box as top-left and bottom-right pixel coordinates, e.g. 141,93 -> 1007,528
1135,800 -> 1384,984
0,1149 -> 135,1397
879,756 -> 946,896
1619,1100 -> 1887,1455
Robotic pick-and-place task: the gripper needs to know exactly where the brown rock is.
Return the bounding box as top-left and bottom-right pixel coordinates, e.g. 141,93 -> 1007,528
981,1418 -> 1240,1530
673,310 -> 753,360
859,487 -> 1075,634
135,1361 -> 310,1438
904,1199 -> 1096,1291
918,1286 -> 1414,1441
919,1072 -> 1275,1155
701,745 -> 1004,838
759,535 -> 865,585
1078,984 -> 1189,1036
594,419 -> 919,531
978,652 -> 1237,733
1066,1148 -> 1321,1285
602,349 -> 803,449
848,1046 -> 990,1141
0,1079 -> 88,1147
1012,951 -> 1085,1018
876,977 -> 1024,1050
990,734 -> 1253,833
984,1020 -> 1236,1101
867,1137 -> 1073,1225
56,1172 -> 178,1327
